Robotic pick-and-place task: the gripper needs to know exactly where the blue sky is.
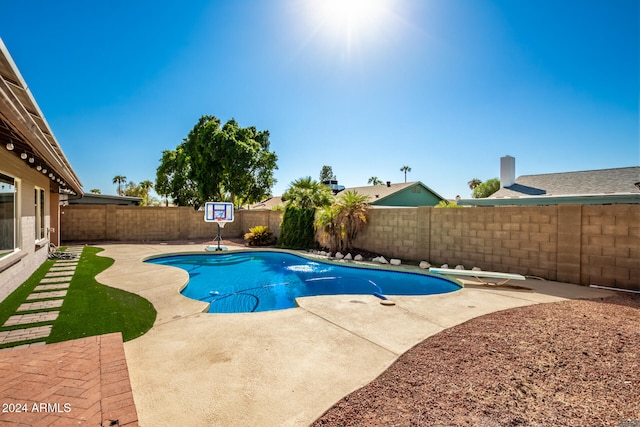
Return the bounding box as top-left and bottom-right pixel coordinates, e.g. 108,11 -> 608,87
1,0 -> 637,200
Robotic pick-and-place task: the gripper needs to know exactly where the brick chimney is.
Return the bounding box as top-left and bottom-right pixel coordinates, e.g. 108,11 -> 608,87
500,155 -> 515,188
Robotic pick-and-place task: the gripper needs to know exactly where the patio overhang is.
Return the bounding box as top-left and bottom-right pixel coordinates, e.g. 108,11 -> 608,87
0,38 -> 82,195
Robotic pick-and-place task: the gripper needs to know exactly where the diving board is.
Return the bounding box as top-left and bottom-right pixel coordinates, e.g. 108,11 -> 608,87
428,268 -> 525,286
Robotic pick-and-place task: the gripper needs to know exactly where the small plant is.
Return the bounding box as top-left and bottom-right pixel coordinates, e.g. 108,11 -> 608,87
244,225 -> 275,246
435,200 -> 463,208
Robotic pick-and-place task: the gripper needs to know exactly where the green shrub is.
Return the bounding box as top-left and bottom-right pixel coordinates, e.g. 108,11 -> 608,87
277,205 -> 316,249
244,225 -> 275,246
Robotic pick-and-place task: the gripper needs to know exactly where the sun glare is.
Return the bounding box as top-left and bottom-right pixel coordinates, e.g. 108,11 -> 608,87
319,0 -> 384,28
306,0 -> 392,54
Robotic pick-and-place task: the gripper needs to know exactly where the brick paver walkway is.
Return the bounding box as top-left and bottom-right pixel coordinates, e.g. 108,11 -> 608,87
39,277 -> 73,284
34,283 -> 70,291
0,333 -> 138,426
17,300 -> 64,312
0,326 -> 53,344
0,247 -> 139,425
3,312 -> 59,327
25,290 -> 68,301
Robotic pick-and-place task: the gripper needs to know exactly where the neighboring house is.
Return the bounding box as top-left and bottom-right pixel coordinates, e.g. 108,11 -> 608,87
252,182 -> 445,209
338,181 -> 445,207
0,39 -> 83,300
65,193 -> 141,206
251,196 -> 283,210
459,156 -> 640,206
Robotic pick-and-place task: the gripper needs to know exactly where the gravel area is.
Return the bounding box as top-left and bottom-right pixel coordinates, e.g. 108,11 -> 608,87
313,294 -> 640,427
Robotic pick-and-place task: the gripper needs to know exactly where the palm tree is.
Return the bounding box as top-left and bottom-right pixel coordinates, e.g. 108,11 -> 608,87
368,176 -> 383,186
400,165 -> 411,183
467,178 -> 482,190
314,205 -> 342,253
315,190 -> 370,253
282,177 -> 333,210
336,190 -> 370,251
139,180 -> 154,206
89,188 -> 101,194
112,175 -> 127,196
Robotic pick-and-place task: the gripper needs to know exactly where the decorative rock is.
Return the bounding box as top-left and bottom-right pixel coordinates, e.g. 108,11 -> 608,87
441,264 -> 449,269
335,252 -> 344,260
344,253 -> 353,260
419,261 -> 431,269
472,266 -> 482,271
377,256 -> 389,264
354,254 -> 363,261
455,264 -> 465,270
390,259 -> 401,266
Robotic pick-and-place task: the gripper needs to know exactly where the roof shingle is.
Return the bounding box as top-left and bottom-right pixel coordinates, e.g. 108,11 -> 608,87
490,166 -> 640,198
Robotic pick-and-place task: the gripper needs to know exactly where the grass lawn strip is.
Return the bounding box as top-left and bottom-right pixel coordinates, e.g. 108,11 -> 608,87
0,246 -> 156,349
47,246 -> 156,343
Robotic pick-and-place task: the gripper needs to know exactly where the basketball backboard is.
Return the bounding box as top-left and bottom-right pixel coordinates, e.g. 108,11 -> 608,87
204,202 -> 234,223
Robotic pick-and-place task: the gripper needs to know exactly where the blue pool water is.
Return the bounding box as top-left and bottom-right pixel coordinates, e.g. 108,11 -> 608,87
146,251 -> 461,313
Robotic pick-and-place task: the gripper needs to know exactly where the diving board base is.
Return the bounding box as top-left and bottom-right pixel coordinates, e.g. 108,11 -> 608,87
429,268 -> 525,286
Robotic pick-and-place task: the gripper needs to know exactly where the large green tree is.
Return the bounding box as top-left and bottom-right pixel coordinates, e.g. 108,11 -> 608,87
156,116 -> 278,208
319,165 -> 336,182
155,147 -> 200,207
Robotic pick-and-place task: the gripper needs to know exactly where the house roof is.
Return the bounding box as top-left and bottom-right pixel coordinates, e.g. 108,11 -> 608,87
0,38 -> 82,195
68,193 -> 142,205
252,181 -> 446,209
251,196 -> 283,210
337,181 -> 445,204
490,166 -> 640,198
459,166 -> 640,206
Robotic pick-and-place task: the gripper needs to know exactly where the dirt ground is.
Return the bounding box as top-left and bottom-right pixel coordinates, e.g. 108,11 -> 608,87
312,294 -> 640,427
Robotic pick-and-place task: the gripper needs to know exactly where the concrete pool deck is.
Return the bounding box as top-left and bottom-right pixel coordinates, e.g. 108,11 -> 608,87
94,243 -> 614,427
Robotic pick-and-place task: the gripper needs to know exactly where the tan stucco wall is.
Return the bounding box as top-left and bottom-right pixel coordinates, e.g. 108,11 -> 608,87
0,149 -> 52,301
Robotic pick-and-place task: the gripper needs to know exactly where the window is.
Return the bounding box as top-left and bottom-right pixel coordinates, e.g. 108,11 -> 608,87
0,173 -> 16,257
35,187 -> 45,240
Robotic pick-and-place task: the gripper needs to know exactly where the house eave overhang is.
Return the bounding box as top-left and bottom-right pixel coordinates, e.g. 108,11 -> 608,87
458,193 -> 640,206
0,38 -> 83,195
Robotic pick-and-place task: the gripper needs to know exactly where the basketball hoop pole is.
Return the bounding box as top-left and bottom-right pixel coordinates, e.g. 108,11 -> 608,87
214,222 -> 223,251
204,202 -> 233,252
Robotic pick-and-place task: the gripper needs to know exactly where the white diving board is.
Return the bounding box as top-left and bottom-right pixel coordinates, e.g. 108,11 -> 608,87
428,268 -> 526,286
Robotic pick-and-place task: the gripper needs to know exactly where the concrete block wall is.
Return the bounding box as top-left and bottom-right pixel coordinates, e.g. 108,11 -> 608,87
353,207 -> 420,260
60,204 -> 639,289
580,204 -> 639,290
430,206 -> 560,278
60,205 -> 107,241
61,205 -> 274,243
354,204 -> 638,289
239,210 -> 283,239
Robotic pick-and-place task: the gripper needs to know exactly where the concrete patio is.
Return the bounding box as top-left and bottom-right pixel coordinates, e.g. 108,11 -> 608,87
92,242 -> 613,427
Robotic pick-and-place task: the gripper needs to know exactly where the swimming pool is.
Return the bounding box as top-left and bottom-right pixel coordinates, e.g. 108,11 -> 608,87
147,251 -> 462,313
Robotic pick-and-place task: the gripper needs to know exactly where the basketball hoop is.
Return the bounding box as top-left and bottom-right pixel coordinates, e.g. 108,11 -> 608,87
204,202 -> 234,251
